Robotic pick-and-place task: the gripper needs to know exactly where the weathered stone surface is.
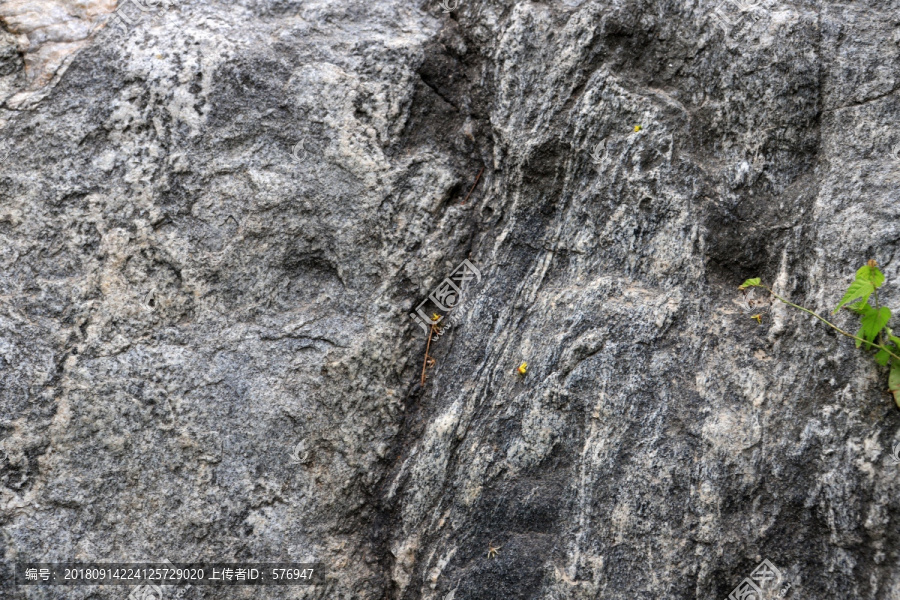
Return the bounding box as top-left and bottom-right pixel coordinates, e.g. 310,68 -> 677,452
1,0 -> 899,598
0,0 -> 117,107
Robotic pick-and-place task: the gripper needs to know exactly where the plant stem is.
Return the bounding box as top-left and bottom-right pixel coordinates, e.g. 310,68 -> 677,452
761,284 -> 900,363
421,323 -> 436,386
872,287 -> 887,346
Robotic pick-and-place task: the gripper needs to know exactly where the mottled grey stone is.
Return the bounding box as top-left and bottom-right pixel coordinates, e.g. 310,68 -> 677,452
1,0 -> 899,599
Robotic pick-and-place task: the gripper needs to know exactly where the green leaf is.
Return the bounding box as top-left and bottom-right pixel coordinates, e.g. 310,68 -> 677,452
888,330 -> 900,348
861,306 -> 892,344
875,347 -> 892,366
849,300 -> 872,314
856,264 -> 885,288
834,279 -> 875,313
855,326 -> 865,349
890,362 -> 900,409
739,278 -> 761,290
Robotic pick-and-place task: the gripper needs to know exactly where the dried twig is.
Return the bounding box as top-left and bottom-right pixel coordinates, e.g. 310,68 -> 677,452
461,166 -> 485,205
420,323 -> 437,386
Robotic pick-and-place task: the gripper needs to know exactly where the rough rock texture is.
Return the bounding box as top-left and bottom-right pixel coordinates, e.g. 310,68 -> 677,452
2,0 -> 900,598
0,0 -> 117,108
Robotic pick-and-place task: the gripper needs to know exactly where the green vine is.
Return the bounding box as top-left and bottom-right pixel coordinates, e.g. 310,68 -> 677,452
740,260 -> 900,409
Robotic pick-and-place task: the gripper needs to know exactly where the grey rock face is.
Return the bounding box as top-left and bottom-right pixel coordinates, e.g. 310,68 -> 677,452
1,0 -> 899,598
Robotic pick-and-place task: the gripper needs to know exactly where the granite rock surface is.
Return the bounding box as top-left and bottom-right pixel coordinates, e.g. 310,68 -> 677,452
1,0 -> 900,598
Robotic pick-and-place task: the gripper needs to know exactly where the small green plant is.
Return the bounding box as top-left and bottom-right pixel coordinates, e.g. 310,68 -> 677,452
740,260 -> 900,408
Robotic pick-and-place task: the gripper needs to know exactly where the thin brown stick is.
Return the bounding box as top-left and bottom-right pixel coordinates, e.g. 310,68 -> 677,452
461,166 -> 485,205
421,323 -> 436,386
